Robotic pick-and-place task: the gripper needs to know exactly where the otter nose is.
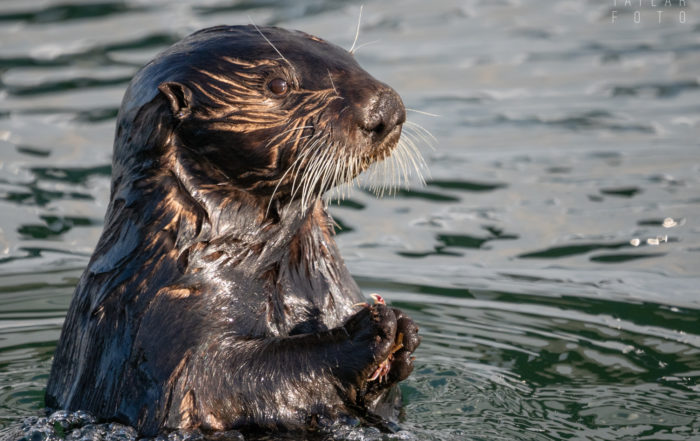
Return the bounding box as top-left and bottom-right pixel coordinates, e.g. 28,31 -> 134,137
357,89 -> 406,141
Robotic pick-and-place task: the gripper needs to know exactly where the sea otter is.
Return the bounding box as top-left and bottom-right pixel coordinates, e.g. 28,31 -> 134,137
45,25 -> 421,436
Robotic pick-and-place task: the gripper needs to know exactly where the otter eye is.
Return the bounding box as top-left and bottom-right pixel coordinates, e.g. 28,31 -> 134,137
268,78 -> 288,95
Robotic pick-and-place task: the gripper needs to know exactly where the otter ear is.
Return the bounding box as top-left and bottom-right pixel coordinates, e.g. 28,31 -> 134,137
158,81 -> 193,120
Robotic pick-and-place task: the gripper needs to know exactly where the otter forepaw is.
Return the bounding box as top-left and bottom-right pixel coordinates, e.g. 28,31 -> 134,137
340,295 -> 421,400
361,299 -> 420,387
382,308 -> 420,384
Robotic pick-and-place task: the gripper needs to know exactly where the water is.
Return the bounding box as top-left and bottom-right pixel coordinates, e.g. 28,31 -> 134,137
1,0 -> 699,440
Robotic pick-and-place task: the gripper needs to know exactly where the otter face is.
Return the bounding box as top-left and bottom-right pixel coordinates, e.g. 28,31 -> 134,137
153,25 -> 406,206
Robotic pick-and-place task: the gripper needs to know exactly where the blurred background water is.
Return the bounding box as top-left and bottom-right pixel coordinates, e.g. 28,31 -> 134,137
0,0 -> 699,440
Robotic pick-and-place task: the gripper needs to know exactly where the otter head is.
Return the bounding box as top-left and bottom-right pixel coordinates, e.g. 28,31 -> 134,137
114,25 -> 408,214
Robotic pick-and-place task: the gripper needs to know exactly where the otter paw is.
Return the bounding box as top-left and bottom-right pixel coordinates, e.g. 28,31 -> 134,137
365,307 -> 421,386
385,308 -> 421,383
339,303 -> 398,384
363,303 -> 420,387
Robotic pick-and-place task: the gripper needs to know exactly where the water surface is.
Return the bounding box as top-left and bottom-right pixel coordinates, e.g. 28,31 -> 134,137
0,0 -> 699,440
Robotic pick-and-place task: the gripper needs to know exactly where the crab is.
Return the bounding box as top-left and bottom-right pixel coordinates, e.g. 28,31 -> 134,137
356,293 -> 405,383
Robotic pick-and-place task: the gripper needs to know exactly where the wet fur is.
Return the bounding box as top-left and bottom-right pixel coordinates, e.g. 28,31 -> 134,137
45,25 -> 421,436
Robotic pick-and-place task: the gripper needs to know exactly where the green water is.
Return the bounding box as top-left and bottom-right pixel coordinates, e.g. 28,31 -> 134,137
0,0 -> 699,440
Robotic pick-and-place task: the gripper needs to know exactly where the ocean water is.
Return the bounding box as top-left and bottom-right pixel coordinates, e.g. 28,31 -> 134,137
0,0 -> 699,440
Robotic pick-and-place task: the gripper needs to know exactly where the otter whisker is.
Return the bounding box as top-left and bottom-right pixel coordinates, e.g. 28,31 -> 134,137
399,133 -> 428,186
289,153 -> 309,202
266,137 -> 316,216
326,143 -> 354,203
350,152 -> 361,198
317,145 -> 335,196
394,140 -> 410,188
320,141 -> 347,203
305,141 -> 335,209
398,131 -> 427,183
388,143 -> 397,195
349,4 -> 364,54
346,150 -> 358,198
298,133 -> 332,211
339,145 -> 352,198
406,108 -> 441,118
404,120 -> 437,147
380,157 -> 390,197
401,124 -> 431,162
323,144 -> 342,193
299,146 -> 319,209
273,130 -> 324,213
404,145 -> 427,186
327,70 -> 340,98
290,134 -> 324,204
289,140 -> 317,202
332,144 -> 347,198
357,122 -> 431,199
351,40 -> 379,53
402,125 -> 432,179
376,153 -> 394,197
249,19 -> 293,69
328,151 -> 344,201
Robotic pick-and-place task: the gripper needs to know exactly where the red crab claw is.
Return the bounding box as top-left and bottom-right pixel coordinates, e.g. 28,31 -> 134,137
353,293 -> 386,309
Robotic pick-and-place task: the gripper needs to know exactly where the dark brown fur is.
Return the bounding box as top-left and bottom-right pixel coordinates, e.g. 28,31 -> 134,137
46,25 -> 420,436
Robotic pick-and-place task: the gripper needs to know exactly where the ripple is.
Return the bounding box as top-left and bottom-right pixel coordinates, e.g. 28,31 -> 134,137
459,110 -> 657,133
0,33 -> 178,70
30,165 -> 111,185
392,189 -> 460,203
18,215 -> 101,240
6,75 -> 132,97
0,2 -> 143,25
608,79 -> 700,99
600,186 -> 642,198
518,242 -> 631,259
589,252 -> 667,263
427,179 -> 507,193
0,270 -> 75,427
1,184 -> 94,207
382,290 -> 700,440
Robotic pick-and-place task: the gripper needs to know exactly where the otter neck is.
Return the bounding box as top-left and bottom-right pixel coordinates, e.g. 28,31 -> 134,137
165,146 -> 359,335
169,141 -> 342,267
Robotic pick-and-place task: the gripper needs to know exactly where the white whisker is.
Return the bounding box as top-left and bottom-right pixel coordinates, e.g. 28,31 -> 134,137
249,18 -> 293,69
405,120 -> 437,146
327,70 -> 339,97
266,131 -> 318,216
290,138 -> 319,201
406,108 -> 441,118
351,40 -> 379,53
355,119 -> 432,198
349,5 -> 364,54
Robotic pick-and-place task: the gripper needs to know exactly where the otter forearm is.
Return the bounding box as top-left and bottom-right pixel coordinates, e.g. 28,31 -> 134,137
179,328 -> 369,430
